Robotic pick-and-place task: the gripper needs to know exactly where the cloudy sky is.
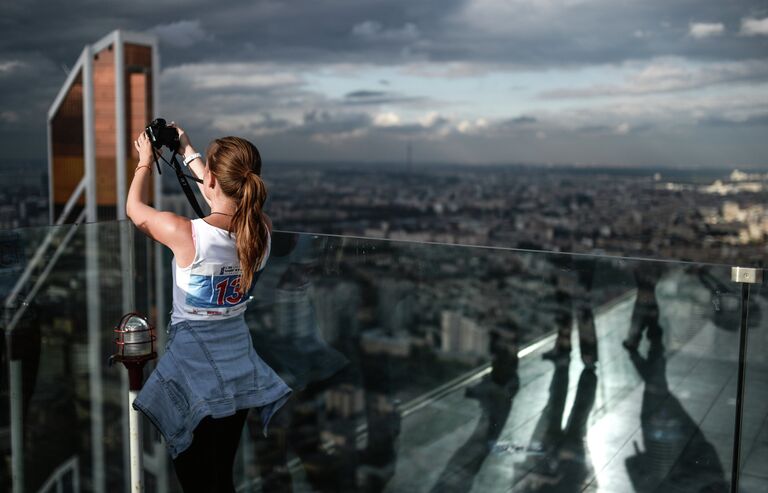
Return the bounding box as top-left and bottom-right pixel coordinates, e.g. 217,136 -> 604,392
1,0 -> 767,168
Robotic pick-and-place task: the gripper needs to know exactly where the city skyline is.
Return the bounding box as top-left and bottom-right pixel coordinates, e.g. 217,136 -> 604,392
0,0 -> 767,168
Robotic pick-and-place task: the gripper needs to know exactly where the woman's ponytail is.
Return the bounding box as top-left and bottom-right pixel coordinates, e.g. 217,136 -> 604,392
231,172 -> 269,294
206,137 -> 269,295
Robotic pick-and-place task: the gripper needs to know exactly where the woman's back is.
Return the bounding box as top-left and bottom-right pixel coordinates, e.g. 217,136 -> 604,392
171,218 -> 270,324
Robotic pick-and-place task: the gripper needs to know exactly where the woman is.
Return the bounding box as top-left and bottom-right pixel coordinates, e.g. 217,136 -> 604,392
126,124 -> 292,492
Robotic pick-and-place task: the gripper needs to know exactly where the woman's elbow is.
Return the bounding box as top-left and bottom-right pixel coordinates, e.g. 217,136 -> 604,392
126,201 -> 138,224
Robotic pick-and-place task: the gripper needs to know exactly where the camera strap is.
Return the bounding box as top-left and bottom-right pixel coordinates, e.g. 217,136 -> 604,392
151,148 -> 207,219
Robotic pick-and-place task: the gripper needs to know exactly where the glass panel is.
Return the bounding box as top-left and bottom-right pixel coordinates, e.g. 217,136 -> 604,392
572,259 -> 740,493
1,220 -> 156,493
0,222 -> 746,492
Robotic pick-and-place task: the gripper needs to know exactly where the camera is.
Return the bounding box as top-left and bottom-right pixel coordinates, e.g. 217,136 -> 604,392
142,117 -> 206,218
145,118 -> 180,151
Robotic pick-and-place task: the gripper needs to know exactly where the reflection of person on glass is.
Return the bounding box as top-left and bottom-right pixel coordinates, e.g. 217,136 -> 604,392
625,339 -> 727,492
516,367 -> 597,492
247,234 -> 351,493
542,258 -> 597,369
432,328 -> 519,493
127,125 -> 291,491
622,265 -> 663,352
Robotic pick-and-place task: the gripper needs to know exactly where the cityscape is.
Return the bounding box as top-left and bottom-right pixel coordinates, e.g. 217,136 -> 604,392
4,161 -> 768,267
266,162 -> 768,266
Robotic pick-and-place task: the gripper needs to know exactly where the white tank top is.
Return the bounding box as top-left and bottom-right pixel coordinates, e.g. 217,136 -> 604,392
170,218 -> 270,324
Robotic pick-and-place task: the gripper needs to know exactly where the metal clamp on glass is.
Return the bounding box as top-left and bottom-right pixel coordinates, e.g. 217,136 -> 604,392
731,267 -> 762,284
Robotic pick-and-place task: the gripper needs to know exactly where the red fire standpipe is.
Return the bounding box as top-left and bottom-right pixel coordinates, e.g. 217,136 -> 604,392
111,313 -> 157,493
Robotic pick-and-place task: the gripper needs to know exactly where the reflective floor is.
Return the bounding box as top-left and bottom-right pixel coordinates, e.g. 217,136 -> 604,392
375,269 -> 768,493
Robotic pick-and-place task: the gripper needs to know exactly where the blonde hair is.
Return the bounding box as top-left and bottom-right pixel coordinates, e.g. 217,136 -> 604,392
206,137 -> 269,294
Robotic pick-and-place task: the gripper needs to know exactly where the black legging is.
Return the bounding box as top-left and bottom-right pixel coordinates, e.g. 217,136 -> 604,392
173,410 -> 249,493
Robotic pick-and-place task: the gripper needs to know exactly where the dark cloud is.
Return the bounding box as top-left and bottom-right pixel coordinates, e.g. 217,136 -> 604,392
346,90 -> 387,98
502,116 -> 537,125
577,125 -> 614,135
0,52 -> 63,158
3,0 -> 765,70
300,110 -> 371,131
247,113 -> 293,132
575,122 -> 654,135
342,89 -> 423,106
1,0 -> 767,167
147,20 -> 215,48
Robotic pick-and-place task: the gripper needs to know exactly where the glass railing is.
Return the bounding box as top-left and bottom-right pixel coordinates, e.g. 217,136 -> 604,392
0,219 -> 761,492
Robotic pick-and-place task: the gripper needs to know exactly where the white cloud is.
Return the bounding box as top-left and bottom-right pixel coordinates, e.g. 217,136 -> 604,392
147,20 -> 214,48
614,122 -> 631,135
207,113 -> 291,135
352,21 -> 420,42
373,112 -> 401,127
163,63 -> 302,90
419,112 -> 447,127
740,17 -> 768,36
193,73 -> 300,90
689,22 -> 724,39
457,118 -> 489,134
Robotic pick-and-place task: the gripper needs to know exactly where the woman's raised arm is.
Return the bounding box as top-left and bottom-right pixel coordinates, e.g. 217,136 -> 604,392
126,130 -> 195,266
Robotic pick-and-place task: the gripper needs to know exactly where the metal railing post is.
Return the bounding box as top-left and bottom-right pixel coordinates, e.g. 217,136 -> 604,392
730,266 -> 762,493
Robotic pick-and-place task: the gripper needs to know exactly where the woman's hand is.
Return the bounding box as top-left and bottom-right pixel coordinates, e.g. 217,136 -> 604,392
134,131 -> 153,166
167,121 -> 209,204
168,121 -> 193,153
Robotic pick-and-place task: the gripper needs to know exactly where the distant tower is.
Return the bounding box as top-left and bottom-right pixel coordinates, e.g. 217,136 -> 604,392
47,30 -> 160,224
406,140 -> 413,170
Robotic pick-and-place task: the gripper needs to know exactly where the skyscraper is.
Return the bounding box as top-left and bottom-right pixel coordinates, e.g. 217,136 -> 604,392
20,30 -> 169,493
47,30 -> 159,224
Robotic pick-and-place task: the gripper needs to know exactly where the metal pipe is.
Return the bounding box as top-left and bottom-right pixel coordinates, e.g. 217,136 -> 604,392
9,359 -> 23,493
120,221 -> 136,492
83,45 -> 96,223
129,389 -> 144,492
47,118 -> 54,224
115,30 -> 127,221
83,43 -> 106,493
86,230 -> 106,493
